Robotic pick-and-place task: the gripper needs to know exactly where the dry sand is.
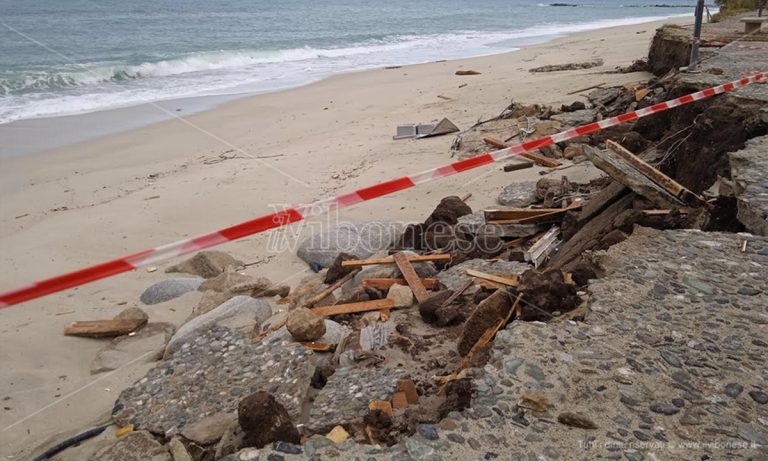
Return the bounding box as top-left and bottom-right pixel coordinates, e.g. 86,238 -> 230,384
0,17 -> 690,459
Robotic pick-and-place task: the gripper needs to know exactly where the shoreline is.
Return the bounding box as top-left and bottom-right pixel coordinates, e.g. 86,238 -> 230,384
0,16 -> 692,459
0,13 -> 692,158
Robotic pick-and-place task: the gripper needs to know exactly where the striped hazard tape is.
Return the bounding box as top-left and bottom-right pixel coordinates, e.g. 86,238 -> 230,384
0,71 -> 765,308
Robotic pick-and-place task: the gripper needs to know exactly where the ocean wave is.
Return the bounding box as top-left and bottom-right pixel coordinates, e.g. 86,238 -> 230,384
0,14 -> 691,123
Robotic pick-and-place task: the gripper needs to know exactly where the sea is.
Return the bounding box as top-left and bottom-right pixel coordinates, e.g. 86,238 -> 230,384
0,0 -> 697,125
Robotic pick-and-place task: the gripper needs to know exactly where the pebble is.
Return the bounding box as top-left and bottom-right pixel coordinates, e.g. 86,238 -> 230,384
748,390 -> 768,404
724,383 -> 744,398
273,441 -> 302,455
418,424 -> 439,441
649,403 -> 680,416
737,287 -> 761,296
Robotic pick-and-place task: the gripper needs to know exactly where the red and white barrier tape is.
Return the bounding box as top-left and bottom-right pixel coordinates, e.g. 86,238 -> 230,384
0,71 -> 765,308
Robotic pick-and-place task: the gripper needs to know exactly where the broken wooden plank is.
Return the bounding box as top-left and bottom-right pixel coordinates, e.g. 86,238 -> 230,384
361,278 -> 439,290
341,254 -> 451,267
567,82 -> 606,95
578,181 -> 628,224
592,144 -> 685,208
300,342 -> 334,352
501,202 -> 583,225
465,268 -> 519,287
253,320 -> 286,341
503,161 -> 534,172
549,193 -> 635,270
392,251 -> 430,304
311,298 -> 395,317
485,208 -> 562,222
305,269 -> 359,307
605,140 -> 708,208
64,318 -> 145,338
483,137 -> 562,168
479,279 -> 507,290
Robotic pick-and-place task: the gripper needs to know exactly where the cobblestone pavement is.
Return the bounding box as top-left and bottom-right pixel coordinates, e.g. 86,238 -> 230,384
731,135 -> 768,236
112,327 -> 314,437
249,227 -> 767,461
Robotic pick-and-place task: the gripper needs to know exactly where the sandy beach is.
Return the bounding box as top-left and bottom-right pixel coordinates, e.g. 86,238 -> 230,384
0,17 -> 691,459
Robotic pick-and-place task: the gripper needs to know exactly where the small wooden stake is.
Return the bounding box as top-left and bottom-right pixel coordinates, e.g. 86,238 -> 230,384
64,318 -> 145,338
440,279 -> 474,309
304,269 -> 359,307
465,269 -> 519,287
392,252 -> 430,304
361,278 -> 439,290
483,137 -> 561,168
341,254 -> 451,267
311,298 -> 395,317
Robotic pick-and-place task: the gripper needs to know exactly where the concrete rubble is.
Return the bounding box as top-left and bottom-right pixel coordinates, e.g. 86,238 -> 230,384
40,13 -> 768,461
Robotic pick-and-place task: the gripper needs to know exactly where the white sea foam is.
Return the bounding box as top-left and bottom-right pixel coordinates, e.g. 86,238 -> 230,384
0,14 -> 688,124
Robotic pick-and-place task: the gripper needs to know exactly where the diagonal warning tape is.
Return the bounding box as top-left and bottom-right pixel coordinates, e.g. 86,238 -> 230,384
0,71 -> 765,307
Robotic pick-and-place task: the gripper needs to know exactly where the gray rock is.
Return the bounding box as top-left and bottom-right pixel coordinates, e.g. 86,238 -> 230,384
181,412 -> 237,445
219,448 -> 260,461
165,296 -> 272,357
167,438 -> 192,461
497,181 -> 538,207
91,323 -> 175,374
724,383 -> 744,398
165,251 -> 244,278
437,259 -> 530,291
89,431 -> 171,461
748,390 -> 768,404
286,307 -> 326,342
456,211 -> 486,235
550,109 -> 598,126
387,284 -> 414,308
649,403 -> 680,416
297,222 -> 396,268
140,278 -> 204,305
587,87 -> 622,106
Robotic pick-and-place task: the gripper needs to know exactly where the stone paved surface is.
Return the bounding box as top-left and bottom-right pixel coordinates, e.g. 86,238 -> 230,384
113,327 -> 314,437
679,43 -> 768,103
253,227 -> 767,460
731,135 -> 768,236
305,367 -> 407,433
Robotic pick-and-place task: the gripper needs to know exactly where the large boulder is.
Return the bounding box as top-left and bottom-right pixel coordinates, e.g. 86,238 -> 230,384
297,222 -> 395,268
91,323 -> 175,374
166,296 -> 272,357
165,251 -> 243,278
286,307 -> 326,342
140,278 -> 203,305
